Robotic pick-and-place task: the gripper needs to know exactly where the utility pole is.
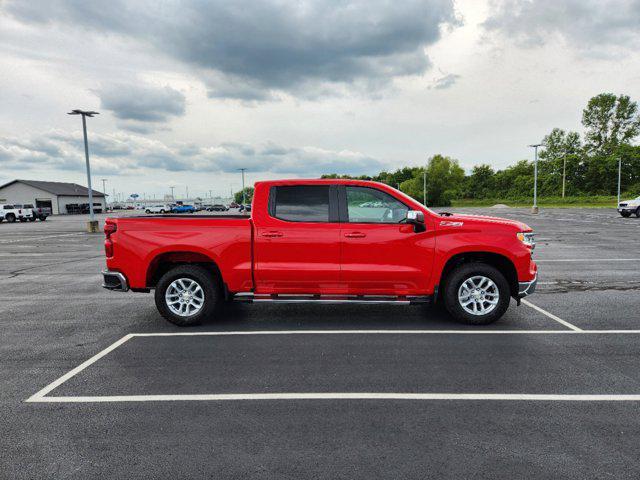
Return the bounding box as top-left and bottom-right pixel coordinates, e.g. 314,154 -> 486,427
528,143 -> 543,214
68,109 -> 99,231
617,157 -> 622,206
560,157 -> 566,198
238,168 -> 247,204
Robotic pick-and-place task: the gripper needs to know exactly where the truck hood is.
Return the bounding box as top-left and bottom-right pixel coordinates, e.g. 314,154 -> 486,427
436,213 -> 531,232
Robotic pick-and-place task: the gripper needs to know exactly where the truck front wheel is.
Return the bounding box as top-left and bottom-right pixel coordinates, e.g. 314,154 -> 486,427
443,262 -> 510,325
154,265 -> 220,326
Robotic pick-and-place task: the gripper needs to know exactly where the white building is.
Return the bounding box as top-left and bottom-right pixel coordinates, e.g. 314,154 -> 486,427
0,179 -> 107,215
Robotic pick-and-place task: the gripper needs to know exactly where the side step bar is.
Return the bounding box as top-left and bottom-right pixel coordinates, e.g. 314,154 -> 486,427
233,293 -> 432,305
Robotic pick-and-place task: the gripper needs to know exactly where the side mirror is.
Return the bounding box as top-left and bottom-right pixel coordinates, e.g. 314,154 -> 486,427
406,210 -> 426,232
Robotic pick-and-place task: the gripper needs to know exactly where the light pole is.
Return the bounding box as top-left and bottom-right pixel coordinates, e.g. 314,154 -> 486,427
238,168 -> 246,205
617,157 -> 622,206
561,157 -> 566,199
101,178 -> 108,209
423,171 -> 427,206
169,186 -> 175,200
68,109 -> 99,231
528,143 -> 543,214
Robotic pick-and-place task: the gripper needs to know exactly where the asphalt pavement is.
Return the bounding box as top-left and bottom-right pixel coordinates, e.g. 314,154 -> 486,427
1,207 -> 640,479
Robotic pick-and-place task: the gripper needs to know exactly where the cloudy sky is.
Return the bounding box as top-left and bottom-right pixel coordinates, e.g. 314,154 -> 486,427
1,0 -> 639,199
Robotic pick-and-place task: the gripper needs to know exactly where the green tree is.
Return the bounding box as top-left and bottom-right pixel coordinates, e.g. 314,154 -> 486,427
463,164 -> 495,199
399,155 -> 465,206
582,93 -> 640,155
234,187 -> 254,204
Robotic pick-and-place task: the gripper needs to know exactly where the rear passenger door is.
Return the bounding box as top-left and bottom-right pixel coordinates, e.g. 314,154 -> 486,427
253,185 -> 343,294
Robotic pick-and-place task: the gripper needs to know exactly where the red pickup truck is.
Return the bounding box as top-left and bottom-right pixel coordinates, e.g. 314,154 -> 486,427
102,179 -> 537,326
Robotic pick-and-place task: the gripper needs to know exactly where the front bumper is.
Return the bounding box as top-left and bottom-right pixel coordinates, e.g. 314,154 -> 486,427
618,207 -> 637,213
517,273 -> 537,298
102,269 -> 129,292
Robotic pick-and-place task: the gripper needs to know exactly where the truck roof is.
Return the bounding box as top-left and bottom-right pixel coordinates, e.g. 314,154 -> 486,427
254,178 -> 389,187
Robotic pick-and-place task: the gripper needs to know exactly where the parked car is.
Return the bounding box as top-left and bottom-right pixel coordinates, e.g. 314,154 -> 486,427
145,204 -> 172,214
19,203 -> 50,221
171,204 -> 196,213
238,204 -> 252,213
618,196 -> 640,217
207,204 -> 228,212
0,204 -> 22,223
102,179 -> 537,327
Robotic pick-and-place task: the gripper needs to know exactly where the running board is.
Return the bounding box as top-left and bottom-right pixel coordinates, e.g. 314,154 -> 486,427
233,293 -> 432,305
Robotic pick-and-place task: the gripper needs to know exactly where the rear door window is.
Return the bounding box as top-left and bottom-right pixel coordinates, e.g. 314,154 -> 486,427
272,185 -> 332,222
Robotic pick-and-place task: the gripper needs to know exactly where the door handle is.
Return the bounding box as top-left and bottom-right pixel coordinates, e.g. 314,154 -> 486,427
262,231 -> 283,238
344,232 -> 366,238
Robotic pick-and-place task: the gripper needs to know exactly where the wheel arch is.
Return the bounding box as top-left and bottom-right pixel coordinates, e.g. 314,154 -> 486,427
437,251 -> 519,299
146,250 -> 225,293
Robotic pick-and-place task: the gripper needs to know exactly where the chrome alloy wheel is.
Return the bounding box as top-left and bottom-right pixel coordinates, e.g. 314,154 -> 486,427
165,278 -> 205,317
458,275 -> 499,316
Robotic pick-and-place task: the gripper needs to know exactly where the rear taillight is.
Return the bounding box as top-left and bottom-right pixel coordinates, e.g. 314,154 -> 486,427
104,221 -> 116,257
104,222 -> 117,238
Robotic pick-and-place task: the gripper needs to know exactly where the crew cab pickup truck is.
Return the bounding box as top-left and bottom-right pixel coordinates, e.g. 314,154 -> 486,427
102,179 -> 537,326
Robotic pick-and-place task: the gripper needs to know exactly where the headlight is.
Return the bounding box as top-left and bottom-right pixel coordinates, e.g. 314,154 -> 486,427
517,232 -> 535,249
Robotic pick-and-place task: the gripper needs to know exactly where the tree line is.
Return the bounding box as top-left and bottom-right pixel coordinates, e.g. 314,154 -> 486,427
322,93 -> 640,206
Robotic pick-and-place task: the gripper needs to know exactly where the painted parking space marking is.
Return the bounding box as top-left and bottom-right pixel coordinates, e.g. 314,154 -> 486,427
521,299 -> 582,331
26,329 -> 640,404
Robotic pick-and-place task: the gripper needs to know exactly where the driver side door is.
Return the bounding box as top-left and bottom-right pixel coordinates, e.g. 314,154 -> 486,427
339,185 -> 435,295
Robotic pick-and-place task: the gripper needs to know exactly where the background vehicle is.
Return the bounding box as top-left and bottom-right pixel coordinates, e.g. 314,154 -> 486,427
145,204 -> 172,214
103,179 -> 537,327
0,204 -> 21,223
171,204 -> 196,213
207,204 -> 228,212
618,196 -> 640,217
12,204 -> 32,222
19,203 -> 50,221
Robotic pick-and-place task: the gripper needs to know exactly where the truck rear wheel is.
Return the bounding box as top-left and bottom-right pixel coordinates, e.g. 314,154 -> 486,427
443,262 -> 510,325
154,265 -> 220,326
6,214 -> 16,223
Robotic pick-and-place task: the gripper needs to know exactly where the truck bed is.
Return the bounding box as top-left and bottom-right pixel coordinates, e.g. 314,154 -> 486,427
105,215 -> 253,292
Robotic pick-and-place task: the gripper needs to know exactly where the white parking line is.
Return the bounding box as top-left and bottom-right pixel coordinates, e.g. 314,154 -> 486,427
26,334 -> 133,403
521,300 -> 582,331
28,393 -> 640,403
0,233 -> 86,244
25,329 -> 640,404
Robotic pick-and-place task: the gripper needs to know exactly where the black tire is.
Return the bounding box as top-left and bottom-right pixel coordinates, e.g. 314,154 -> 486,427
160,209 -> 165,214
145,209 -> 151,214
443,262 -> 511,325
635,207 -> 640,218
620,211 -> 631,218
6,214 -> 16,223
154,264 -> 220,326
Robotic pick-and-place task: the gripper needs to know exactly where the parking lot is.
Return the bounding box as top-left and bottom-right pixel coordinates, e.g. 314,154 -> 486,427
1,207 -> 640,479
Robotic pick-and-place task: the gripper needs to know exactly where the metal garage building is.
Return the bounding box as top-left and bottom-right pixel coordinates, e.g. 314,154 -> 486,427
0,179 -> 106,215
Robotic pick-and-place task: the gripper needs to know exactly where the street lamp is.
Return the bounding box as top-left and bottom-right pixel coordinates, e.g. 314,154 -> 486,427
528,143 -> 543,214
101,178 -> 108,208
169,186 -> 175,200
238,168 -> 247,205
617,157 -> 622,206
68,109 -> 99,231
423,171 -> 427,206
